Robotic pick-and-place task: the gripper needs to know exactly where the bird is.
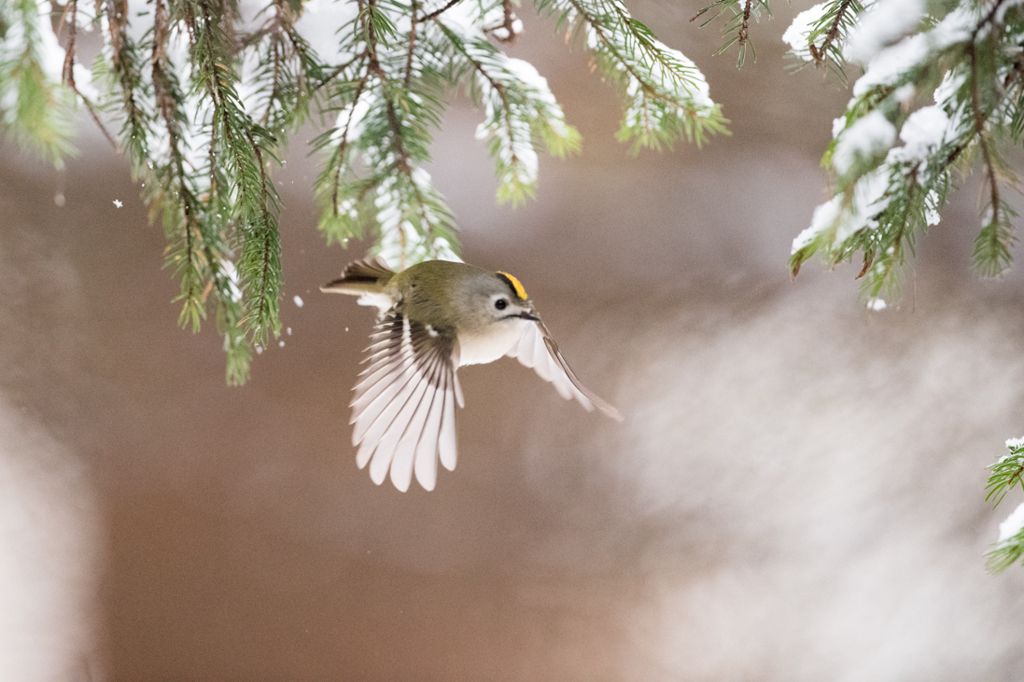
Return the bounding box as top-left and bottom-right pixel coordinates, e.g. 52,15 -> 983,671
320,256 -> 622,491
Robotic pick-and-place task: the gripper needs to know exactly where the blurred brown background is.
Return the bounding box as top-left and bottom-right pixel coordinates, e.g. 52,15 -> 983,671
4,0 -> 1024,679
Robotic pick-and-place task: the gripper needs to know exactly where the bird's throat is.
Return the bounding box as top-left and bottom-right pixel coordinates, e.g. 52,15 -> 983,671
457,318 -> 529,367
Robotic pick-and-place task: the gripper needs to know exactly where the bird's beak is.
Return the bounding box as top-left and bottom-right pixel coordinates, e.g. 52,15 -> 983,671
517,312 -> 540,321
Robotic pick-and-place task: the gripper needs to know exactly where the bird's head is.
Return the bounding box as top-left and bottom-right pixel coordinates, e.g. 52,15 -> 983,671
453,270 -> 538,333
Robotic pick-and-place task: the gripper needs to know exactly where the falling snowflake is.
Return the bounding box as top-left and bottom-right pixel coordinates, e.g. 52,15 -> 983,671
112,199 -> 123,208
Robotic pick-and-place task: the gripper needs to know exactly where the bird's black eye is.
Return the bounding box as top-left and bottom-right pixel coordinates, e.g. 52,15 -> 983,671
495,298 -> 508,311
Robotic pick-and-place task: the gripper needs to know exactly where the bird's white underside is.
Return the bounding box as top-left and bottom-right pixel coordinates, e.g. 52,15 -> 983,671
457,317 -> 530,366
349,295 -> 610,492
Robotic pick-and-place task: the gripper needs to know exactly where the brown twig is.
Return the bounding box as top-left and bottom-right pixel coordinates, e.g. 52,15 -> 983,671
152,0 -> 175,127
258,0 -> 302,125
430,16 -> 519,172
810,0 -> 852,66
419,0 -> 463,23
972,0 -> 1011,42
331,69 -> 369,215
60,0 -> 77,87
264,32 -> 283,124
313,51 -> 370,91
579,0 -> 697,113
405,0 -> 417,87
1005,463 -> 1024,496
490,0 -> 518,44
737,0 -> 752,47
364,0 -> 434,264
967,40 -> 1001,229
58,0 -> 119,150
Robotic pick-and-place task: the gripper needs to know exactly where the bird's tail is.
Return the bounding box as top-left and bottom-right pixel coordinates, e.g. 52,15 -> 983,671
320,256 -> 395,296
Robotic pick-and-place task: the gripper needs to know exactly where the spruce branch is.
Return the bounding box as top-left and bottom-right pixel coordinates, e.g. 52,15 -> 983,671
986,440 -> 1024,572
5,0 -> 724,384
987,445 -> 1024,507
809,0 -> 852,65
186,0 -> 284,354
324,65 -> 369,234
58,0 -> 76,91
315,51 -> 369,90
781,2 -> 1024,572
967,19 -> 1014,276
244,0 -> 327,133
312,52 -> 374,249
738,0 -> 752,48
781,0 -> 865,82
152,0 -> 205,333
790,1 -> 1024,296
485,0 -> 520,43
536,0 -> 725,151
0,0 -> 77,165
405,0 -> 418,87
692,0 -> 771,67
261,9 -> 287,125
432,13 -> 579,204
367,0 -> 440,267
806,0 -> 861,78
419,0 -> 466,22
59,0 -> 117,149
986,527 -> 1024,573
101,0 -> 152,170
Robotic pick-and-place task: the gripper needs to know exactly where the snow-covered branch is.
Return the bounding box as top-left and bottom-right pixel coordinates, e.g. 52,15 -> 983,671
537,0 -> 726,151
0,0 -> 77,165
789,0 -> 1024,303
987,438 -> 1024,571
782,1 -> 1024,559
432,4 -> 580,205
1,0 -> 721,383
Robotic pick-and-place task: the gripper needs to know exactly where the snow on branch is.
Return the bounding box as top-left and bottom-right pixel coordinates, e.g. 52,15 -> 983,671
431,3 -> 580,205
0,0 -> 77,166
693,0 -> 772,68
789,0 -> 1024,304
986,438 -> 1024,572
536,0 -> 726,151
1,0 -> 724,383
783,0 -> 866,78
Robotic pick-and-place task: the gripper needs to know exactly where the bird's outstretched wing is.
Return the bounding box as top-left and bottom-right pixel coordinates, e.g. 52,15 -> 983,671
351,310 -> 464,491
506,315 -> 622,421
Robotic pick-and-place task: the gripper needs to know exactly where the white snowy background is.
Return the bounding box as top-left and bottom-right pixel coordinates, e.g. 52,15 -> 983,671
2,0 -> 1024,679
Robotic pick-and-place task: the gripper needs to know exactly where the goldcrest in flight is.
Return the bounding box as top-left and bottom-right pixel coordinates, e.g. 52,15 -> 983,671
321,257 -> 622,492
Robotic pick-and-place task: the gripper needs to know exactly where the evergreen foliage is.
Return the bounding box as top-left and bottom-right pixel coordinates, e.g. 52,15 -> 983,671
693,0 -> 772,68
702,0 -> 1024,570
0,0 -> 77,165
785,0 -> 1024,304
774,0 -> 1024,571
700,0 -> 1024,303
8,0 -> 1024,572
0,0 -> 723,383
986,439 -> 1024,571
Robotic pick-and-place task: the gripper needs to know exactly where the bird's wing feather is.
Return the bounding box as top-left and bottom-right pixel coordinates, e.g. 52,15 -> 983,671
507,314 -> 622,421
320,256 -> 395,297
350,310 -> 461,491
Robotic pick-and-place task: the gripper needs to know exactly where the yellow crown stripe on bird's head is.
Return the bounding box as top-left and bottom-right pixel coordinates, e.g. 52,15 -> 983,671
496,271 -> 528,300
